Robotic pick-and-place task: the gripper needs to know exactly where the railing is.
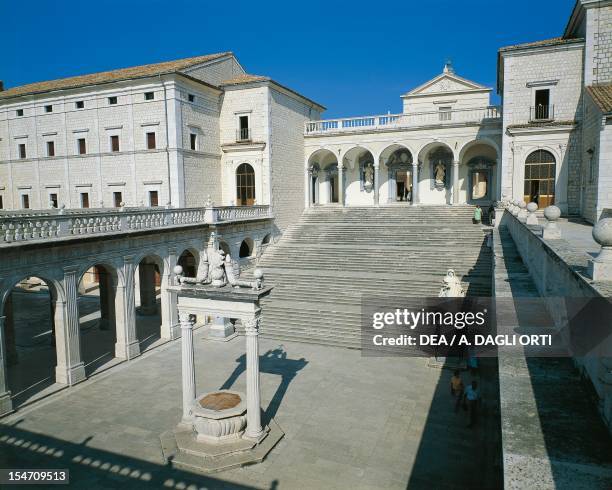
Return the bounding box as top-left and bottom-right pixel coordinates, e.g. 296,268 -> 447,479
0,205 -> 273,244
304,106 -> 502,135
530,104 -> 554,122
236,128 -> 251,142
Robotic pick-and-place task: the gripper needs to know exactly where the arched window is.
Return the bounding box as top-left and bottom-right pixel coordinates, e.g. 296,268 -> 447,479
239,238 -> 253,258
524,150 -> 556,207
236,163 -> 255,206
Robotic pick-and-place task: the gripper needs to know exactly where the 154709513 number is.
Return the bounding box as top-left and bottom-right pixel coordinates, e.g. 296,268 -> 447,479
0,469 -> 69,485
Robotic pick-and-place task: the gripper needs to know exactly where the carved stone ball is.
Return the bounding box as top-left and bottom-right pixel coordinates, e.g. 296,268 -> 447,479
518,201 -> 527,209
527,202 -> 538,213
592,218 -> 612,247
544,205 -> 561,222
173,265 -> 184,275
253,269 -> 264,279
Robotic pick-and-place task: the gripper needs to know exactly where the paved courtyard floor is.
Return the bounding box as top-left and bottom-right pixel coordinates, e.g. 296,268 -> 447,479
0,330 -> 501,489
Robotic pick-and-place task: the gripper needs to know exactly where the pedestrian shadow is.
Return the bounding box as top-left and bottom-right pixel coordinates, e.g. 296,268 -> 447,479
220,346 -> 308,425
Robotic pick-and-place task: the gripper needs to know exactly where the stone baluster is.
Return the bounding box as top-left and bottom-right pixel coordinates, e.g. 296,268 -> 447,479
243,314 -> 264,440
542,205 -> 562,240
588,218 -> 612,281
526,202 -> 539,225
179,311 -> 196,425
412,162 -> 419,204
517,201 -> 528,223
0,316 -> 13,416
452,160 -> 460,204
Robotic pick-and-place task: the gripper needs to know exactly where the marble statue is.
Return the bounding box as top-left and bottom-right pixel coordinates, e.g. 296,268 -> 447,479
438,269 -> 464,297
364,163 -> 374,185
434,162 -> 446,185
176,252 -> 210,285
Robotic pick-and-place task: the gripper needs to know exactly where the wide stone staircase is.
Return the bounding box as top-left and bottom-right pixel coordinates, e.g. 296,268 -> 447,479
253,206 -> 492,349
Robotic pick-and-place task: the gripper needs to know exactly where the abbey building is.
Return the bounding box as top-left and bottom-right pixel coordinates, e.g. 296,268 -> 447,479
0,0 -> 611,225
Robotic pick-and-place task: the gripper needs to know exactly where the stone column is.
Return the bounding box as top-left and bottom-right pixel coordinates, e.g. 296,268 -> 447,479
244,314 -> 264,440
179,311 -> 196,425
3,296 -> 18,366
306,167 -> 313,208
337,165 -> 344,206
138,262 -> 158,315
374,165 -> 380,206
161,248 -> 179,340
452,160 -> 460,204
412,162 -> 419,204
0,316 -> 13,416
114,256 -> 141,360
55,267 -> 86,385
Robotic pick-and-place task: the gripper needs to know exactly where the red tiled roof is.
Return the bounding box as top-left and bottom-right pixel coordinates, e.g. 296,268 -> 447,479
586,84 -> 612,114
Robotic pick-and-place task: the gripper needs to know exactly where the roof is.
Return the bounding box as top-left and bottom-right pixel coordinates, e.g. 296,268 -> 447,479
586,84 -> 612,114
402,68 -> 490,98
0,52 -> 232,99
507,120 -> 577,130
498,37 -> 584,53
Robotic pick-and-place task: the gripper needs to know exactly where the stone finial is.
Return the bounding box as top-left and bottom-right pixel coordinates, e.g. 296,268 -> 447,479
119,202 -> 126,212
511,200 -> 520,216
526,202 -> 539,225
205,195 -> 213,207
517,201 -> 528,223
443,59 -> 454,74
58,204 -> 66,215
588,218 -> 612,281
173,265 -> 184,285
542,205 -> 561,239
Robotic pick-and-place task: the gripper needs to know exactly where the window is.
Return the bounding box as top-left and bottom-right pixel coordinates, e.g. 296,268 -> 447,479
49,193 -> 58,208
533,89 -> 551,120
188,94 -> 195,102
77,138 -> 87,155
146,132 -> 156,149
190,133 -> 197,151
113,191 -> 123,208
144,92 -> 154,101
236,163 -> 255,206
18,143 -> 26,159
44,105 -> 53,113
16,109 -> 24,117
0,195 -> 3,209
524,150 -> 556,207
21,194 -> 30,209
237,115 -> 250,141
108,96 -> 118,105
75,100 -> 85,109
47,141 -> 55,157
80,192 -> 90,208
110,135 -> 120,152
439,106 -> 452,121
149,190 -> 159,207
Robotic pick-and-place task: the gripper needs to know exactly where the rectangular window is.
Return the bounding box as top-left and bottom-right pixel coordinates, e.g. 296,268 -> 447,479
238,115 -> 250,141
110,135 -> 120,152
108,96 -> 118,105
16,109 -> 24,117
146,132 -> 156,149
439,106 -> 452,121
113,191 -> 123,208
149,190 -> 159,207
75,100 -> 84,109
44,105 -> 53,113
534,89 -> 551,119
18,143 -> 26,159
80,192 -> 90,208
21,194 -> 30,209
188,94 -> 195,102
49,193 -> 58,208
77,138 -> 87,155
190,133 -> 197,151
47,140 -> 55,157
144,92 -> 154,100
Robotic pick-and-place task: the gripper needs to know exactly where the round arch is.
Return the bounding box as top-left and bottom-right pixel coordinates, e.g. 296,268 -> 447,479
177,249 -> 199,278
236,163 -> 255,206
219,240 -> 231,255
239,238 -> 254,258
381,144 -> 415,203
458,138 -> 500,162
307,149 -> 338,205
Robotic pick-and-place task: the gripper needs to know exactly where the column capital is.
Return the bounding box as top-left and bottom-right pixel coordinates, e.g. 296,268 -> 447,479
179,311 -> 193,329
63,265 -> 79,275
123,255 -> 136,264
452,160 -> 460,166
243,315 -> 261,336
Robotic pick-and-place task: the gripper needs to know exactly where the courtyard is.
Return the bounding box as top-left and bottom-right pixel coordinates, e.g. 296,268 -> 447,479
0,328 -> 501,489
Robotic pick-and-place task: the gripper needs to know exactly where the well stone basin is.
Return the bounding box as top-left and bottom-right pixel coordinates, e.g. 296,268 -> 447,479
192,389 -> 247,444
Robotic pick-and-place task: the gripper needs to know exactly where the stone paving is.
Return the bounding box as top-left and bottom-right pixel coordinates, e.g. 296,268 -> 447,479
0,330 -> 501,489
556,218 -> 598,257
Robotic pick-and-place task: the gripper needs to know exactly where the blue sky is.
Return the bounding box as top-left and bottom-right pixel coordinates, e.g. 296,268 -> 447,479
2,0 -> 576,118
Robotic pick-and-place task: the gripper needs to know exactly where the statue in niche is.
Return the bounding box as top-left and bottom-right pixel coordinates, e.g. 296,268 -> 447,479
364,163 -> 374,191
434,161 -> 446,185
400,152 -> 410,164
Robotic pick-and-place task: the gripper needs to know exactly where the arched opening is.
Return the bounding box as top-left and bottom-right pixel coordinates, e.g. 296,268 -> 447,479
418,143 -> 454,205
177,249 -> 197,278
524,150 -> 556,207
77,265 -> 118,376
382,146 -> 414,203
342,146 -> 375,205
307,149 -> 337,205
236,163 -> 255,206
135,255 -> 163,352
239,238 -> 254,258
3,276 -> 58,407
219,241 -> 231,255
460,140 -> 499,204
262,233 -> 272,245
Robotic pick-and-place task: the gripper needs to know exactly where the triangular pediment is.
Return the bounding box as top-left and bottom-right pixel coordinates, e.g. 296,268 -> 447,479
403,72 -> 489,97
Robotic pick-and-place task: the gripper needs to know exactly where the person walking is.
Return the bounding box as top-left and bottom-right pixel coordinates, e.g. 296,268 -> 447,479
464,380 -> 481,428
473,205 -> 482,225
450,369 -> 464,413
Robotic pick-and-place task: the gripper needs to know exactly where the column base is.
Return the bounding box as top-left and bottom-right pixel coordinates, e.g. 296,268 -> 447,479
0,391 -> 14,416
115,340 -> 141,360
243,425 -> 267,443
55,363 -> 86,386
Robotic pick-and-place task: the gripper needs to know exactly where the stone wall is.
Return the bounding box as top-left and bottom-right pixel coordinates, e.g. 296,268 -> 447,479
586,5 -> 612,84
581,94 -> 603,222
